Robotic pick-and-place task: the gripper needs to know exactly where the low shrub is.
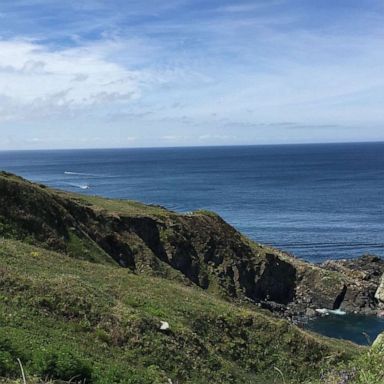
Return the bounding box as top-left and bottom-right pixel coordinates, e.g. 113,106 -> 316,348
0,335 -> 27,377
32,346 -> 92,383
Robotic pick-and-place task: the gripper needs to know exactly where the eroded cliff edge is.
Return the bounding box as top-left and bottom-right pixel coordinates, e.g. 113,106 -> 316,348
1,171 -> 383,320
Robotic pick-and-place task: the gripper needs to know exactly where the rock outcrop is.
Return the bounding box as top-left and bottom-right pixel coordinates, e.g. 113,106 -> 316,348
1,171 -> 383,320
375,273 -> 384,305
318,255 -> 384,314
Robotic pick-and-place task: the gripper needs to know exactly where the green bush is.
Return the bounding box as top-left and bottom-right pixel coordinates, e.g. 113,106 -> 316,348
92,364 -> 168,384
0,350 -> 18,377
33,346 -> 92,382
0,335 -> 27,377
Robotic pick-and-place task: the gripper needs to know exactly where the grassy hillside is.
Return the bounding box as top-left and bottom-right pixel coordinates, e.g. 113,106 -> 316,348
0,172 -> 383,383
0,171 -> 309,309
1,171 -> 375,319
0,238 -> 358,384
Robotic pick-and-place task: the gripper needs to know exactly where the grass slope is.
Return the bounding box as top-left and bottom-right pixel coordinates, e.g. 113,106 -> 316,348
0,172 -> 382,383
0,238 -> 358,384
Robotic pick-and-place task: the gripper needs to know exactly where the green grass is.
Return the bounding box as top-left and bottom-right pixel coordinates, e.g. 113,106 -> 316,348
0,172 -> 381,383
307,352 -> 384,384
59,192 -> 173,218
66,229 -> 116,265
0,238 -> 360,384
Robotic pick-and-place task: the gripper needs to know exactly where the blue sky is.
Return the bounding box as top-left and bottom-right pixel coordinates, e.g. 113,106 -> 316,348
0,0 -> 383,149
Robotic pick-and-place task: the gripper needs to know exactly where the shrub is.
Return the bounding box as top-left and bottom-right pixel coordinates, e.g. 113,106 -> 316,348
0,350 -> 18,377
33,346 -> 92,382
0,335 -> 27,377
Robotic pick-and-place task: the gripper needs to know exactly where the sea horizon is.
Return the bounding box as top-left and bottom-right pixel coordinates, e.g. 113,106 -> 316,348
1,139 -> 384,153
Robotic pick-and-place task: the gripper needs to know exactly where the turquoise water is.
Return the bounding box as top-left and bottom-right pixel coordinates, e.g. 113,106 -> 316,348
305,314 -> 384,345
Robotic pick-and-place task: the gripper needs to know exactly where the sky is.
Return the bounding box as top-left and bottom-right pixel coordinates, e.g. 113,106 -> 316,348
0,0 -> 383,149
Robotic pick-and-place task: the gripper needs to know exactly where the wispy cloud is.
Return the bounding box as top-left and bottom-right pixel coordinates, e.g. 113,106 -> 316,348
0,0 -> 384,148
0,38 -> 141,120
217,1 -> 284,14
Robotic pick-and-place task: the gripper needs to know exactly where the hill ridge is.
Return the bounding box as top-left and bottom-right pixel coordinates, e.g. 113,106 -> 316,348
1,171 -> 383,320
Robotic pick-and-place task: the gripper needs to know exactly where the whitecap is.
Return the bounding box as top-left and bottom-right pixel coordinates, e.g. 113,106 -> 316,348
64,182 -> 90,190
328,308 -> 347,316
315,308 -> 346,316
64,171 -> 94,176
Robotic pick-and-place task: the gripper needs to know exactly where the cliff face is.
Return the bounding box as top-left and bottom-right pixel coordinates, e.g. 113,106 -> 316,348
0,171 -> 382,319
321,256 -> 384,314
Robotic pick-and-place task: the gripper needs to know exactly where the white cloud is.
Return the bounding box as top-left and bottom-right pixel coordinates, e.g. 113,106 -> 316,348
217,1 -> 284,14
0,38 -> 146,122
0,1 -> 384,148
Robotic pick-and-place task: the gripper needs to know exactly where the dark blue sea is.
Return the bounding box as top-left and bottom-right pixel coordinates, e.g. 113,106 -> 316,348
1,141 -> 384,344
1,142 -> 384,263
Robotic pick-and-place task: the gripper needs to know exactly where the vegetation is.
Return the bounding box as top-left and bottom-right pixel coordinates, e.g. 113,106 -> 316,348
59,192 -> 174,218
0,172 -> 382,383
0,238 -> 360,384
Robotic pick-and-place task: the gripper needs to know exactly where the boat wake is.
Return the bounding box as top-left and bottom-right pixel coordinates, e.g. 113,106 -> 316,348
64,171 -> 95,177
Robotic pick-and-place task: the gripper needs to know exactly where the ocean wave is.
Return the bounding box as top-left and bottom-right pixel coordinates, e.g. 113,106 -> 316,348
64,182 -> 90,190
64,171 -> 95,177
64,171 -> 118,179
315,308 -> 346,316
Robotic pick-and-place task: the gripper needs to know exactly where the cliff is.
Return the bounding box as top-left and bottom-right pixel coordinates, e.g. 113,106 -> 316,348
0,171 -> 382,320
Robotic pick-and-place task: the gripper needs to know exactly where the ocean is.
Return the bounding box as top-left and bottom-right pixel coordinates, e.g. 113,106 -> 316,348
1,142 -> 384,263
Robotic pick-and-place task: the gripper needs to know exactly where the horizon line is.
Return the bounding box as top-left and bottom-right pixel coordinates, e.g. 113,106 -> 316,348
1,139 -> 384,152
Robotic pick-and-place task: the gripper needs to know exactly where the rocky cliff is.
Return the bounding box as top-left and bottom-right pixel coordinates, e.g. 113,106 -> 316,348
0,171 -> 383,320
